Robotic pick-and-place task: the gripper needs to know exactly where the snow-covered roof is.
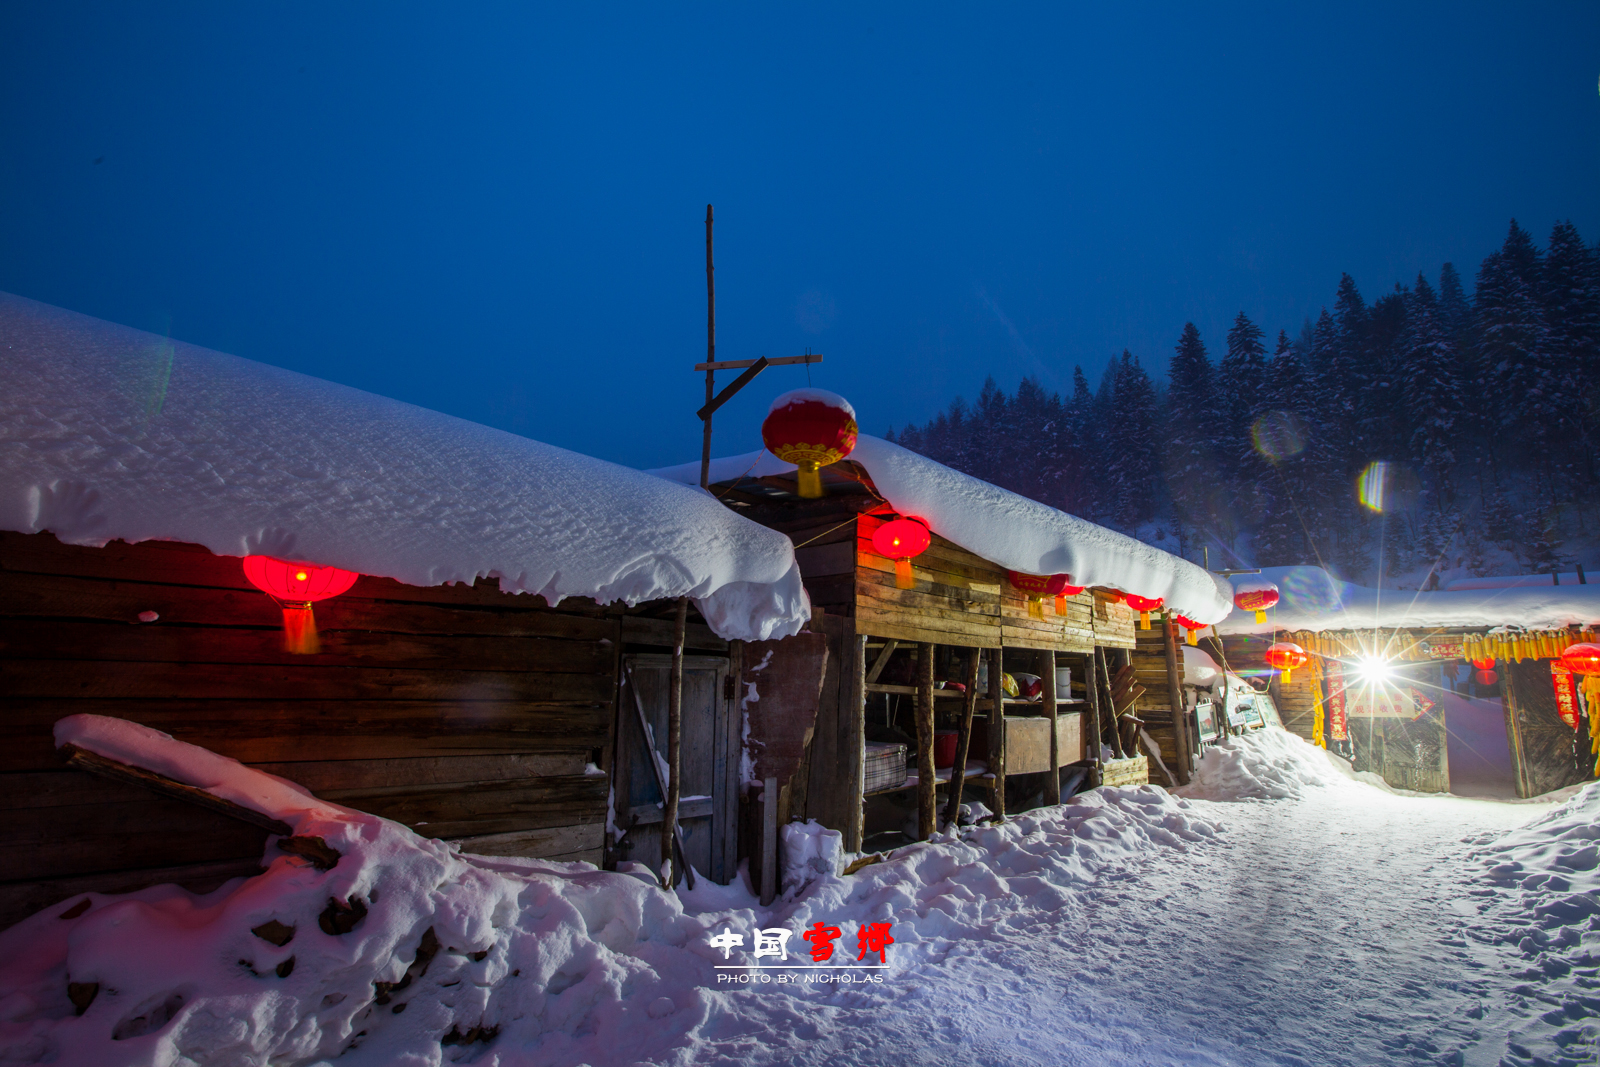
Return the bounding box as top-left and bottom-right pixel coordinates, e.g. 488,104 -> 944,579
649,436 -> 1235,625
1213,565 -> 1600,635
0,293 -> 808,641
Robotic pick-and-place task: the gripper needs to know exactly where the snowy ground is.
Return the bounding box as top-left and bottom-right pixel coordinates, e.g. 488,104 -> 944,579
2,725 -> 1596,1067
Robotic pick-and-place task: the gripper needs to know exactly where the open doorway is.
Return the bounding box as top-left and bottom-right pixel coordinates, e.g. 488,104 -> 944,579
1438,690 -> 1516,799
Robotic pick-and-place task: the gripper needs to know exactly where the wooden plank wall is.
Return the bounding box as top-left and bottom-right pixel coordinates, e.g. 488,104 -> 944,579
1000,586 -> 1097,653
0,532 -> 620,929
1504,659 -> 1598,799
1131,624 -> 1184,780
853,511 -> 1004,647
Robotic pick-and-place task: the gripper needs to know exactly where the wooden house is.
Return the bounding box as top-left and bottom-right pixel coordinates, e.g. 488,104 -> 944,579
0,294 -> 810,928
1210,566 -> 1600,798
652,437 -> 1234,867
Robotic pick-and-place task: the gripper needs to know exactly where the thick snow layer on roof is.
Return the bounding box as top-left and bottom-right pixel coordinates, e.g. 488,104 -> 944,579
1212,564 -> 1600,635
0,293 -> 807,641
650,435 -> 1234,625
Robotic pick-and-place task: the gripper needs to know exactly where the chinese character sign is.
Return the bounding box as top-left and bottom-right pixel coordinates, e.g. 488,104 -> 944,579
710,921 -> 894,967
1324,659 -> 1348,742
856,922 -> 894,963
1552,662 -> 1581,730
802,922 -> 843,962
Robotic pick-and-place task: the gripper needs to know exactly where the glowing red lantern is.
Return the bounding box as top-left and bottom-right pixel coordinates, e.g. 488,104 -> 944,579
243,555 -> 360,654
1124,594 -> 1163,630
1234,580 -> 1280,624
872,516 -> 931,590
1173,614 -> 1207,646
1471,657 -> 1495,671
761,389 -> 858,499
1008,572 -> 1074,618
1265,641 -> 1309,682
1558,643 -> 1600,676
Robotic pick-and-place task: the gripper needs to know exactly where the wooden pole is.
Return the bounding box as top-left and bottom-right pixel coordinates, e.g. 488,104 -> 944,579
663,598 -> 687,887
915,642 -> 937,839
700,205 -> 715,489
1043,649 -> 1061,805
987,647 -> 1006,819
1084,650 -> 1104,779
845,629 -> 867,851
1097,647 -> 1127,759
943,649 -> 982,827
760,776 -> 779,905
1161,613 -> 1192,785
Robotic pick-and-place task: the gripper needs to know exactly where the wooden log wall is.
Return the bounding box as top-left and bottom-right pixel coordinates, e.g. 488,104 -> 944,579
0,532 -> 625,930
1132,623 -> 1185,783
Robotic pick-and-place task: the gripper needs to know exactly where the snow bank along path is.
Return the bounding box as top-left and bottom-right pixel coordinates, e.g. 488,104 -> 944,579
0,715 -> 1223,1067
0,292 -> 808,641
1213,563 -> 1600,636
650,436 -> 1234,626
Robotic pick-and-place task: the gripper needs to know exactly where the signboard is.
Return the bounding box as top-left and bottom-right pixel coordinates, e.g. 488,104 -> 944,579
1345,686 -> 1436,720
1324,659 -> 1349,742
1414,637 -> 1465,661
1195,701 -> 1219,744
1552,662 -> 1581,730
1226,696 -> 1252,726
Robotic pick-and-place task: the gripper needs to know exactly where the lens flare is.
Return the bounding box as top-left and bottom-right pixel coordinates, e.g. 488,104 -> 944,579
1358,461 -> 1389,512
1280,566 -> 1341,615
1251,411 -> 1306,463
1353,655 -> 1393,683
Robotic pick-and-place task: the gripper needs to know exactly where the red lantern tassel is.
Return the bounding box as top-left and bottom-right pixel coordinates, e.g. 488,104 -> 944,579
281,602 -> 321,654
796,463 -> 823,499
894,558 -> 914,589
1254,609 -> 1266,624
1139,611 -> 1151,630
1054,594 -> 1067,614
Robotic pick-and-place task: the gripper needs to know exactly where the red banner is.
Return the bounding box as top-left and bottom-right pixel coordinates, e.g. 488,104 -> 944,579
1324,659 -> 1348,741
1552,662 -> 1581,730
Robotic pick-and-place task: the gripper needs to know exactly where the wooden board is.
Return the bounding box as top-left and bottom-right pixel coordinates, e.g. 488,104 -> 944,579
1100,754 -> 1149,787
1003,714 -> 1084,774
1505,659 -> 1597,798
852,514 -> 1004,647
1000,589 -> 1098,652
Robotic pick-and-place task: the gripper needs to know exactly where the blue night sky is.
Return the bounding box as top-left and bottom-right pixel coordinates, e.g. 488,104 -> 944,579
2,3 -> 1596,469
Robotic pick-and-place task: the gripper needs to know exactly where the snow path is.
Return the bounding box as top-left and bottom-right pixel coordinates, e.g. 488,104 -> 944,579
695,791 -> 1545,1067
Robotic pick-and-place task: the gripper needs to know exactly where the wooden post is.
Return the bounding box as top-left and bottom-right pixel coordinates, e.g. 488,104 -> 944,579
844,626 -> 867,851
700,205 -> 715,489
1084,650 -> 1104,777
662,598 -> 687,887
1097,647 -> 1127,759
943,649 -> 982,827
987,647 -> 1006,819
1161,614 -> 1192,785
1043,649 -> 1061,805
916,642 -> 937,839
760,776 -> 779,904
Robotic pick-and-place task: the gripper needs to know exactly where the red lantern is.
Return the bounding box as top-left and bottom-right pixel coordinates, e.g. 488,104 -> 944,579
1265,641 -> 1309,682
761,389 -> 858,499
1558,643 -> 1600,676
242,556 -> 360,654
871,516 -> 931,590
1234,581 -> 1280,624
1124,594 -> 1163,630
1474,668 -> 1499,687
1471,657 -> 1495,671
1173,614 -> 1206,646
1008,572 -> 1074,619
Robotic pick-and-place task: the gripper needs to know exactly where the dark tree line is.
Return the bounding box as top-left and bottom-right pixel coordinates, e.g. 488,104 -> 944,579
886,220 -> 1600,583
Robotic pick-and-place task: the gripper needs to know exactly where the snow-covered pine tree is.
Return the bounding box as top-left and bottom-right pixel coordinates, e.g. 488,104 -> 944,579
1218,312 -> 1267,446
1476,223 -> 1554,491
1165,322 -> 1216,538
1541,221 -> 1599,482
1399,273 -> 1464,504
1106,350 -> 1159,529
1061,366 -> 1099,517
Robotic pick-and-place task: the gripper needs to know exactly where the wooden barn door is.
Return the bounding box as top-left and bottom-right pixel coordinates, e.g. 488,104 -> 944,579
1504,660 -> 1596,799
616,655 -> 739,884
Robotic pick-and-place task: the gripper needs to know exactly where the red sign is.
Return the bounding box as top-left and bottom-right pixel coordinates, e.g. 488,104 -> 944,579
1346,687 -> 1436,720
1324,660 -> 1348,742
1552,663 -> 1581,730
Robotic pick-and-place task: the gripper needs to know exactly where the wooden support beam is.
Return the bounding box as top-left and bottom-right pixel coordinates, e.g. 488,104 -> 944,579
1161,614 -> 1192,785
943,649 -> 982,827
694,354 -> 824,372
1043,649 -> 1061,806
662,598 -> 688,888
60,743 -> 292,837
845,628 -> 867,850
760,776 -> 779,905
987,648 -> 1006,819
915,642 -> 937,840
1084,650 -> 1104,780
696,355 -> 771,421
1097,647 -> 1127,759
865,639 -> 899,684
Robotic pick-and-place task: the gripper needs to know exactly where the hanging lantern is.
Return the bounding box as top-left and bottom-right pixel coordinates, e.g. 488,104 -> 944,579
1471,657 -> 1494,671
871,516 -> 931,590
242,556 -> 360,654
1557,643 -> 1600,676
1124,594 -> 1163,630
1475,668 -> 1499,687
1234,579 -> 1280,624
1264,641 -> 1308,682
760,389 -> 858,499
1053,580 -> 1085,614
1173,614 -> 1206,646
1008,572 -> 1073,619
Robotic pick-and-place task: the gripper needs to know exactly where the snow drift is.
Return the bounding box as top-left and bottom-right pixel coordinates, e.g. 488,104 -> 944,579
0,718 -> 1223,1067
650,437 -> 1234,625
1213,564 -> 1600,636
0,292 -> 808,642
1177,728 -> 1375,802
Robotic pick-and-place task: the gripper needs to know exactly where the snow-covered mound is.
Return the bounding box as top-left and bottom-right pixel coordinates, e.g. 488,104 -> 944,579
649,438 -> 1234,625
1176,728 -> 1372,801
1213,564 -> 1600,636
0,729 -> 1222,1067
0,292 -> 808,641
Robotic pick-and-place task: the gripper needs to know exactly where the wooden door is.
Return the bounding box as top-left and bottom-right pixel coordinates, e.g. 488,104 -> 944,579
615,655 -> 738,884
1505,660 -> 1596,799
